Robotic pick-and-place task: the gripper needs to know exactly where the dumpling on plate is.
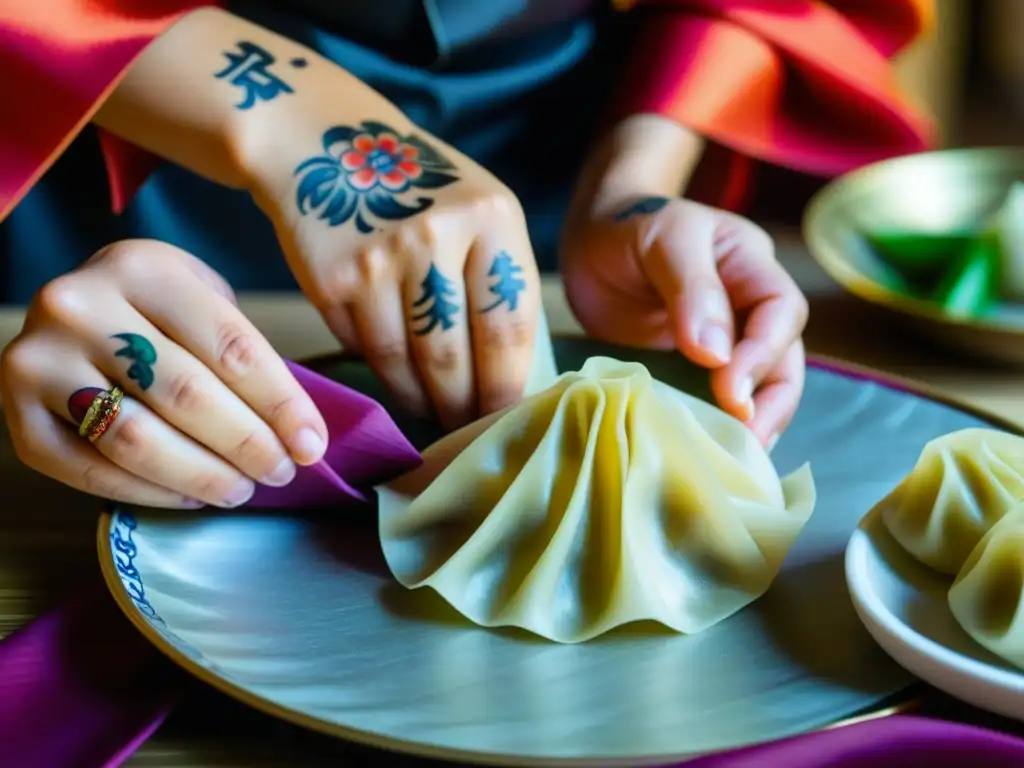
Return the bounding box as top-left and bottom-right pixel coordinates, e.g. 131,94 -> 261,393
880,428 -> 1024,575
377,356 -> 816,644
948,507 -> 1024,669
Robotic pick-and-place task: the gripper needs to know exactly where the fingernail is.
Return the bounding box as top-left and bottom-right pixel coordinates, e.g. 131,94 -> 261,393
737,377 -> 754,412
766,432 -> 780,452
292,428 -> 326,464
699,325 -> 732,364
262,457 -> 297,487
180,498 -> 206,509
704,289 -> 731,324
222,479 -> 255,508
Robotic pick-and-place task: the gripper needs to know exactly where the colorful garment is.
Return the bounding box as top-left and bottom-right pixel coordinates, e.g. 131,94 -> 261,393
0,0 -> 933,302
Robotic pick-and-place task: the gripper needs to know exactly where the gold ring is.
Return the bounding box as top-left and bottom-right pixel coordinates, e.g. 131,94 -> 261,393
78,387 -> 124,442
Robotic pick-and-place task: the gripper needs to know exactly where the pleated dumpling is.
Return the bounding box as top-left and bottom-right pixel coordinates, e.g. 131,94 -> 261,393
948,507 -> 1024,669
880,429 -> 1024,575
377,356 -> 817,643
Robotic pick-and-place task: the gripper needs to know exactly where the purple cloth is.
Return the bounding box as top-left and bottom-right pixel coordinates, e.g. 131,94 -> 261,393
247,361 -> 421,507
0,587 -> 180,768
686,716 -> 1024,767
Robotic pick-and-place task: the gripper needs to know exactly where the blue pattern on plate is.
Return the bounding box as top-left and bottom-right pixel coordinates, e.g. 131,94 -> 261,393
109,508 -> 215,669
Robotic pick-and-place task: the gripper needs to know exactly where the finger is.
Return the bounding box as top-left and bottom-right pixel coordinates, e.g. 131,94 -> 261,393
67,295 -> 302,487
713,220 -> 809,418
7,399 -> 202,509
404,254 -> 475,430
639,204 -> 735,368
50,372 -> 259,509
465,234 -> 540,415
323,303 -> 362,354
116,261 -> 328,466
350,275 -> 431,417
746,340 -> 806,447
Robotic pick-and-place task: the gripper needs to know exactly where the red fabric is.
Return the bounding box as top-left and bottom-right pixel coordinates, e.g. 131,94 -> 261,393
0,0 -> 933,221
0,0 -> 221,221
610,0 -> 935,211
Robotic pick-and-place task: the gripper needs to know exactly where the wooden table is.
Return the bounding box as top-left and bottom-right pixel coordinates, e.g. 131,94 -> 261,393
2,232 -> 1023,765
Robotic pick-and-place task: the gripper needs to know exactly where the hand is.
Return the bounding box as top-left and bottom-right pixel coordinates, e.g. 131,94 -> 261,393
561,196 -> 808,447
1,241 -> 330,509
247,115 -> 542,431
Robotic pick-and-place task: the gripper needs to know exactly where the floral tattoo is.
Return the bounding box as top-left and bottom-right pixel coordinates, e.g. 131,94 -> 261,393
294,121 -> 460,233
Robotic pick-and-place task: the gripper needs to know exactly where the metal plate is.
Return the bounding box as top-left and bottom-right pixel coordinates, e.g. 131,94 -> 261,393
97,339 -> 1005,765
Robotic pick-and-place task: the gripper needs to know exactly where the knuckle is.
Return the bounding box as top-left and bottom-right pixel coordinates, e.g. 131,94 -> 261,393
0,338 -> 36,383
31,275 -> 87,324
80,462 -> 124,500
481,315 -> 533,351
166,370 -> 209,412
476,187 -> 525,223
364,337 -> 409,367
229,430 -> 280,471
741,221 -> 776,260
102,414 -> 148,465
423,341 -> 462,373
215,322 -> 262,377
792,291 -> 810,330
353,245 -> 392,285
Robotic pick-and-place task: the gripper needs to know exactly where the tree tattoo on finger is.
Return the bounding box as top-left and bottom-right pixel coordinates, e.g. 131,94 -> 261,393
612,196 -> 670,222
294,121 -> 460,234
412,264 -> 460,335
481,251 -> 525,313
112,333 -> 158,391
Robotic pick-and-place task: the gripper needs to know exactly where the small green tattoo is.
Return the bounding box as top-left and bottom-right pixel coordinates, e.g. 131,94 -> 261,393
412,263 -> 460,335
112,333 -> 158,391
481,251 -> 525,313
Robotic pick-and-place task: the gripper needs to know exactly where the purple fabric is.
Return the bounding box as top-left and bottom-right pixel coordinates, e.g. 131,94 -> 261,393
0,587 -> 181,768
246,361 -> 422,507
685,715 -> 1024,767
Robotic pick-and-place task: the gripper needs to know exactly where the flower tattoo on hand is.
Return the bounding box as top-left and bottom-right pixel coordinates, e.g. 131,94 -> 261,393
294,121 -> 460,233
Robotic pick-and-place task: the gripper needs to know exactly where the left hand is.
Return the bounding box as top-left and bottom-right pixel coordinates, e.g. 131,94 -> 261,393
562,194 -> 807,448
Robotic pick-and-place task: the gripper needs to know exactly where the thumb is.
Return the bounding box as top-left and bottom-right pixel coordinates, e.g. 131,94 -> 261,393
639,204 -> 734,368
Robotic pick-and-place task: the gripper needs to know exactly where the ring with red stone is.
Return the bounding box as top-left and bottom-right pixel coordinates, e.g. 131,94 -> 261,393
69,386 -> 124,442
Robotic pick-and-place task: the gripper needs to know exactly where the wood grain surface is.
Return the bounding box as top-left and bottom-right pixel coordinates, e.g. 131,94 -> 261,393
3,234 -> 1024,765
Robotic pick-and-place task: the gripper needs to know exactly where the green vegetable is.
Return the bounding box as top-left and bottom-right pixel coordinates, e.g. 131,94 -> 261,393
865,231 -> 976,282
931,233 -> 1000,318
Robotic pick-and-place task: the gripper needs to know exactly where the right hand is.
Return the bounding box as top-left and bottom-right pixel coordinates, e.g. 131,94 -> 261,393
246,110 -> 541,431
1,240 -> 330,509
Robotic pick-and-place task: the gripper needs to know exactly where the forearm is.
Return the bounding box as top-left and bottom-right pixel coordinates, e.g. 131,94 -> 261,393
94,6 -> 408,190
566,114 -> 704,226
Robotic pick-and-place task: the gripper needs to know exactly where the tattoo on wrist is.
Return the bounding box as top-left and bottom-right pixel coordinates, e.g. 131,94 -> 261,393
412,264 -> 460,335
112,333 -> 157,391
294,121 -> 460,234
481,251 -> 525,313
612,196 -> 670,222
215,41 -> 307,110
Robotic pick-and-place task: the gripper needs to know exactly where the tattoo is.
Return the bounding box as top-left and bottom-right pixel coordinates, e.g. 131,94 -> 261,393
612,196 -> 670,222
68,387 -> 104,426
215,41 -> 306,110
112,333 -> 158,391
294,121 -> 460,234
481,251 -> 525,313
412,264 -> 460,335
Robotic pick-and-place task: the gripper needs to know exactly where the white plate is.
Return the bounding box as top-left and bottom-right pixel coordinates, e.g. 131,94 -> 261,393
97,340 -> 1007,765
846,504 -> 1024,721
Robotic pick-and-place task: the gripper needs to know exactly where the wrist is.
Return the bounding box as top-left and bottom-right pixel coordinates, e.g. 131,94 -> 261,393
566,114 -> 705,227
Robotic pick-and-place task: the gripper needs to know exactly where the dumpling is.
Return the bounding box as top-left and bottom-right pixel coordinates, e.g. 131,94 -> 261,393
377,356 -> 816,643
880,428 -> 1024,575
948,507 -> 1024,669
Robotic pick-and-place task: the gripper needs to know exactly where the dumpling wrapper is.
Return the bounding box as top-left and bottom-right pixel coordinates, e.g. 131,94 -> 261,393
948,507 -> 1024,670
377,356 -> 817,644
880,428 -> 1024,576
